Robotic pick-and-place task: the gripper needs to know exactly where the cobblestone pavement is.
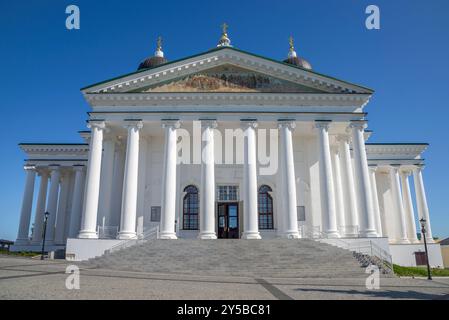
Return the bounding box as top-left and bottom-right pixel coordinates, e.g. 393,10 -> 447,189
1,256 -> 449,300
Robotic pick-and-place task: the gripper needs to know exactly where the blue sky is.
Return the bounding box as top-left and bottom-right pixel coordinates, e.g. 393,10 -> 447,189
0,0 -> 448,240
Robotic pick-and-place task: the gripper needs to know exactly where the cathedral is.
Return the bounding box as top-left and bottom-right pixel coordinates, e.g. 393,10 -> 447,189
11,26 -> 443,267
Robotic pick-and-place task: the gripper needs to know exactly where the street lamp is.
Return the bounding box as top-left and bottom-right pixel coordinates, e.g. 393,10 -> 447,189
41,212 -> 50,261
419,218 -> 432,280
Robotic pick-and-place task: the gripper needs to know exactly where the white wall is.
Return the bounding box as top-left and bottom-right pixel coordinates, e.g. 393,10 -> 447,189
390,243 -> 444,268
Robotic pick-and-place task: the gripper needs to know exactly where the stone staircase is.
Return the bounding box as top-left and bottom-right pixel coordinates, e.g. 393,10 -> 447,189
83,239 -> 374,278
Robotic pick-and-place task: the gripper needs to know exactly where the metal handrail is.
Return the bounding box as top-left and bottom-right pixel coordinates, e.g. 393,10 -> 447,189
106,225 -> 160,254
303,227 -> 393,273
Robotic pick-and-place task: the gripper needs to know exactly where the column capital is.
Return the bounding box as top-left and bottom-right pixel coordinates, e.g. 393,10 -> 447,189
73,165 -> 86,172
277,119 -> 296,130
368,165 -> 378,173
124,119 -> 143,130
241,119 -> 258,129
48,165 -> 60,172
23,165 -> 36,171
314,120 -> 331,130
400,168 -> 413,176
349,120 -> 367,130
200,119 -> 218,129
36,168 -> 49,177
87,120 -> 106,130
413,164 -> 425,172
388,164 -> 401,173
161,119 -> 181,129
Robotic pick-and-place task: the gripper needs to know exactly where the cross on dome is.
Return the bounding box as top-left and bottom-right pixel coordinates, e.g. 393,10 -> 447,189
217,22 -> 232,47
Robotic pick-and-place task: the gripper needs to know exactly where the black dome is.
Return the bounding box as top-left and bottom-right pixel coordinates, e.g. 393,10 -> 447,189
137,56 -> 167,70
283,56 -> 312,70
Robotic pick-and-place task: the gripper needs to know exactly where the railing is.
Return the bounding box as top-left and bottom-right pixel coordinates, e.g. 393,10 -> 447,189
106,225 -> 160,254
300,226 -> 393,274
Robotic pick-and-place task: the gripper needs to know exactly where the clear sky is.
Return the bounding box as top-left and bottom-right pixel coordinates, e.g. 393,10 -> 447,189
0,0 -> 448,241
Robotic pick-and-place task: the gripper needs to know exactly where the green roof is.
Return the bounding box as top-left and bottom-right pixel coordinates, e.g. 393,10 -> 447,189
80,46 -> 374,93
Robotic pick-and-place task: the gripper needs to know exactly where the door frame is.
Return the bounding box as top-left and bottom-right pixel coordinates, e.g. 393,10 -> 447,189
217,202 -> 240,239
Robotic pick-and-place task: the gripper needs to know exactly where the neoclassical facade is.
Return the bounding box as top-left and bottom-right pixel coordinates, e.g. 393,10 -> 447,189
12,30 -> 443,266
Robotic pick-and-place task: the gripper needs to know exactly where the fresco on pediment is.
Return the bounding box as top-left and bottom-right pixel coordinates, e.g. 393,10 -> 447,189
136,65 -> 322,93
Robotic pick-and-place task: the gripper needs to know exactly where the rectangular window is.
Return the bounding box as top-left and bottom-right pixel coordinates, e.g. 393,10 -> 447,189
150,206 -> 161,222
297,206 -> 306,222
217,185 -> 239,201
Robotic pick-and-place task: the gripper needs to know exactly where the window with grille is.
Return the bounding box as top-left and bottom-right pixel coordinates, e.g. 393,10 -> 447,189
217,185 -> 239,201
258,185 -> 274,229
183,185 -> 199,230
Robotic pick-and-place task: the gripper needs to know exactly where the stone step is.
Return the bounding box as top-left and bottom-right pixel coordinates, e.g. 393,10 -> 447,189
83,239 -> 374,278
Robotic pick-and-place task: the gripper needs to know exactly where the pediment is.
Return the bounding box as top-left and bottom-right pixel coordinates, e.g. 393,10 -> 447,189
131,65 -> 324,93
81,47 -> 373,95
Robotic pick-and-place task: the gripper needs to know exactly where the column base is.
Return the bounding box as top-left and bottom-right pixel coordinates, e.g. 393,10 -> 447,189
325,231 -> 340,239
198,232 -> 217,240
395,238 -> 411,244
77,230 -> 98,239
279,231 -> 300,239
426,237 -> 435,244
159,232 -> 177,240
242,231 -> 261,240
359,229 -> 378,238
117,231 -> 137,240
14,238 -> 30,246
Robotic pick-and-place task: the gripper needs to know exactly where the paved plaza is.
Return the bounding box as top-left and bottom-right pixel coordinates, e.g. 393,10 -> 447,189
1,256 -> 449,300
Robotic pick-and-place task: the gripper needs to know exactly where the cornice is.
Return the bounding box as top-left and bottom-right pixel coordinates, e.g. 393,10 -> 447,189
84,92 -> 371,107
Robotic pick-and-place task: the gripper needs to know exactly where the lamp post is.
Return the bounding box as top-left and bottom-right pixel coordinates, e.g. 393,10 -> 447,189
419,218 -> 432,280
41,212 -> 50,261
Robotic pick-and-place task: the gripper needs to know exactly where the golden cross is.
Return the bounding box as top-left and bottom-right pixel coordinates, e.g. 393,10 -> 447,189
222,22 -> 228,34
289,36 -> 294,49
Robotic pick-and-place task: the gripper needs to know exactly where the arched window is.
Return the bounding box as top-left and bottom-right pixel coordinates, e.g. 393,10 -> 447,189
258,185 -> 274,229
183,185 -> 199,230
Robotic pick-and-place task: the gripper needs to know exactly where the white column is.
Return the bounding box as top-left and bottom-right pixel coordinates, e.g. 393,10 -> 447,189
54,171 -> 71,245
98,137 -> 116,227
45,166 -> 61,244
389,165 -> 409,243
369,166 -> 383,237
338,135 -> 359,237
331,146 -> 346,236
118,121 -> 143,240
78,121 -> 105,239
68,166 -> 86,238
278,121 -> 300,239
315,121 -> 339,238
199,120 -> 217,239
413,166 -> 434,243
400,169 -> 419,243
160,120 -> 180,239
242,120 -> 261,240
350,121 -> 377,237
15,166 -> 36,245
31,170 -> 49,244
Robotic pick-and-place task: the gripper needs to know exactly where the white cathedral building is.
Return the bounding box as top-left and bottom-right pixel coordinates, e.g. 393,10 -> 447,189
12,28 -> 443,267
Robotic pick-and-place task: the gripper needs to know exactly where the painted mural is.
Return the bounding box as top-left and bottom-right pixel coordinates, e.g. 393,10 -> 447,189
137,65 -> 321,93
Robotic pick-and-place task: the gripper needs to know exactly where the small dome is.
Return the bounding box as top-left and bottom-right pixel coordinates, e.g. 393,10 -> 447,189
283,36 -> 312,70
138,56 -> 167,70
283,56 -> 312,70
137,36 -> 168,70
